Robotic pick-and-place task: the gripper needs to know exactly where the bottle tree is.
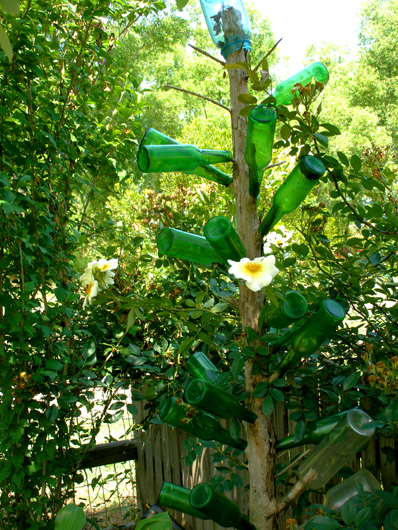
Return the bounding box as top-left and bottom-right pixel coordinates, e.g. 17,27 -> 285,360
133,1 -> 398,529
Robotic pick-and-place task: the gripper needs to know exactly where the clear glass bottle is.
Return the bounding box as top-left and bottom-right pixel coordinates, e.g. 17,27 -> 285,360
199,0 -> 252,59
276,299 -> 345,376
275,410 -> 353,452
272,62 -> 329,106
204,216 -> 246,262
186,351 -> 219,383
190,483 -> 255,530
185,379 -> 257,423
297,410 -> 375,490
262,291 -> 307,330
323,469 -> 381,512
139,128 -> 233,186
258,156 -> 326,237
159,397 -> 247,451
158,483 -> 208,520
157,228 -> 221,267
244,106 -> 277,197
137,144 -> 233,173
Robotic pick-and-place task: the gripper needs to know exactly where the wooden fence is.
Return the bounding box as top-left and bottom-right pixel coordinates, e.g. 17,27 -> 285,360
133,400 -> 398,530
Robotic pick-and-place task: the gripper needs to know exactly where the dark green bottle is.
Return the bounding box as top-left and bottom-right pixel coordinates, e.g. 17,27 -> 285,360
275,409 -> 353,451
186,351 -> 219,383
160,397 -> 247,451
157,228 -> 221,266
185,379 -> 257,423
137,144 -> 233,173
262,291 -> 307,329
272,62 -> 329,106
190,483 -> 256,530
139,128 -> 233,186
244,106 -> 277,197
141,504 -> 187,530
270,317 -> 307,353
258,156 -> 326,237
204,216 -> 246,263
276,299 -> 346,376
158,482 -> 208,520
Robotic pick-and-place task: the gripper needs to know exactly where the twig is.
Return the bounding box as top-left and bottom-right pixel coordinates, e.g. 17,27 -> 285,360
264,160 -> 287,171
164,84 -> 231,113
188,43 -> 225,66
275,449 -> 311,477
254,38 -> 283,72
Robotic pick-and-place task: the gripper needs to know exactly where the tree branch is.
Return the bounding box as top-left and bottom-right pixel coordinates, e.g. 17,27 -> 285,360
164,84 -> 231,113
188,43 -> 225,66
254,38 -> 283,72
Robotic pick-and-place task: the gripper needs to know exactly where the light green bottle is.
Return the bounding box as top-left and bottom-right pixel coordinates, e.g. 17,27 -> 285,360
157,228 -> 221,266
204,216 -> 246,263
258,156 -> 326,237
137,144 -> 233,173
139,128 -> 233,186
158,482 -> 208,520
186,351 -> 219,383
272,62 -> 329,106
244,106 -> 277,197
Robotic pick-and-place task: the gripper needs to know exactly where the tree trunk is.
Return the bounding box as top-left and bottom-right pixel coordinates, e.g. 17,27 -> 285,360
227,49 -> 276,530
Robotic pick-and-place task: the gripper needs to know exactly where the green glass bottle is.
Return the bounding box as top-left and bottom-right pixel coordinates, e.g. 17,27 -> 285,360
262,291 -> 307,329
270,317 -> 307,352
137,144 -> 233,174
185,379 -> 257,423
258,156 -> 326,237
190,483 -> 256,530
272,62 -> 329,106
139,128 -> 233,186
244,106 -> 277,197
186,351 -> 219,383
157,228 -> 221,266
297,410 -> 375,490
204,216 -> 246,263
275,409 -> 353,452
158,482 -> 208,520
160,397 -> 247,451
275,299 -> 346,376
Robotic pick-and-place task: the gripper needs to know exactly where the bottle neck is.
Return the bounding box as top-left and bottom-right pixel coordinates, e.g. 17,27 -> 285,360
200,149 -> 233,166
258,205 -> 284,237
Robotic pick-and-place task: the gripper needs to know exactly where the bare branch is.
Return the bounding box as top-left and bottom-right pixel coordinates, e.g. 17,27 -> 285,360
254,38 -> 283,73
188,43 -> 225,66
164,84 -> 231,113
275,450 -> 311,477
264,160 -> 288,171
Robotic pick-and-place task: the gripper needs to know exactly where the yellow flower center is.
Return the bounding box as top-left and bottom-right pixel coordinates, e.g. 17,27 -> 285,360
99,264 -> 110,271
243,262 -> 262,274
85,284 -> 94,296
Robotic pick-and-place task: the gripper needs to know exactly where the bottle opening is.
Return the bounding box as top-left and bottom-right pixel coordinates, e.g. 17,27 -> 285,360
137,147 -> 150,172
324,299 -> 345,320
347,409 -> 375,437
313,62 -> 330,84
157,228 -> 173,254
283,291 -> 307,319
302,155 -> 326,180
251,106 -> 277,124
190,484 -> 212,508
185,380 -> 206,404
204,216 -> 230,240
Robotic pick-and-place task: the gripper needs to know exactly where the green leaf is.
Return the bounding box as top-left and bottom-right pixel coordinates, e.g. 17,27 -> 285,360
262,394 -> 274,416
178,337 -> 195,355
0,0 -> 19,15
46,359 -> 63,371
384,509 -> 398,530
55,504 -> 86,530
342,372 -> 360,391
355,507 -> 373,527
237,93 -> 258,105
46,405 -> 58,422
175,0 -> 189,9
314,133 -> 329,147
239,105 -> 256,117
341,499 -> 356,525
252,382 -> 269,398
293,420 -> 306,442
305,516 -> 341,530
350,154 -> 362,173
231,472 -> 243,488
369,252 -> 381,265
136,512 -> 172,530
0,26 -> 12,63
229,418 -> 241,441
126,308 -> 136,330
337,151 -> 349,167
211,302 -> 228,313
270,388 -> 284,402
280,124 -> 291,141
319,123 -> 341,135
127,404 -> 138,415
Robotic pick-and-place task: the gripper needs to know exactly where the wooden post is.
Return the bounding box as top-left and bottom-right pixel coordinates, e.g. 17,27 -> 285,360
226,48 -> 276,530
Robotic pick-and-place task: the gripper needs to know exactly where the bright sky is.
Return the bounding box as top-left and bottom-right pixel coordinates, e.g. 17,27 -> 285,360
251,0 -> 364,77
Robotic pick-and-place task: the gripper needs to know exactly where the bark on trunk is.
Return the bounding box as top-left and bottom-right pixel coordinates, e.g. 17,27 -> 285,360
226,49 -> 276,530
